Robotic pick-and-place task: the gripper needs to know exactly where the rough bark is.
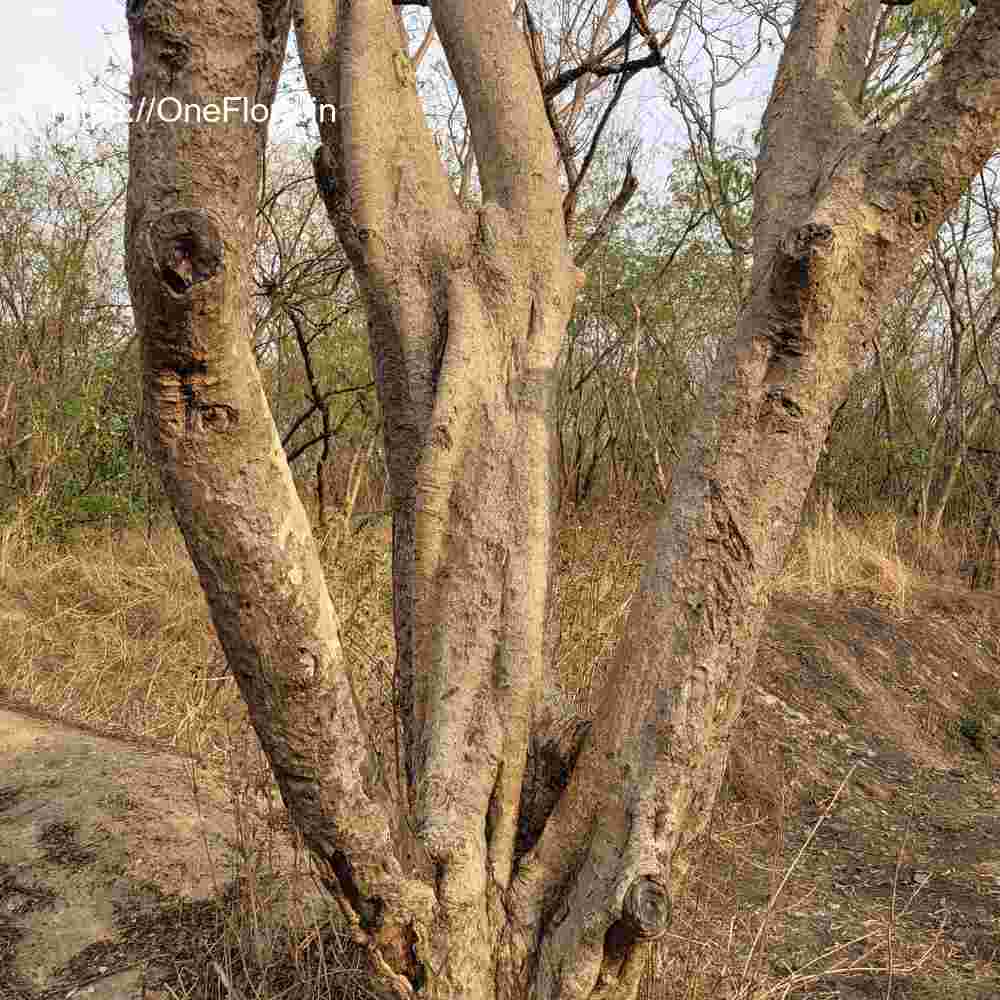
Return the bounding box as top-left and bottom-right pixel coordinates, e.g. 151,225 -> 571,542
126,1 -> 1000,999
294,1 -> 581,992
512,6 -> 1000,997
124,3 -> 434,991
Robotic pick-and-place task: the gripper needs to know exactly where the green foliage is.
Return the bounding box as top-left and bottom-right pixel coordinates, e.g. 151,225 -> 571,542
5,22 -> 997,540
0,119 -> 147,536
557,138 -> 745,505
0,123 -> 380,536
885,0 -> 965,41
957,715 -> 983,750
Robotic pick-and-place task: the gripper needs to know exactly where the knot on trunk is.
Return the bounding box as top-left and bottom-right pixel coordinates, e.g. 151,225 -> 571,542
621,876 -> 672,941
146,209 -> 223,296
601,877 -> 672,972
763,220 -> 833,383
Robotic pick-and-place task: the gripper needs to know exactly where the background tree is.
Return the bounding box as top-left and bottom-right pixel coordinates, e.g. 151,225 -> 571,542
814,157 -> 1000,568
249,140 -> 379,533
0,122 -> 136,533
123,2 -> 1000,1000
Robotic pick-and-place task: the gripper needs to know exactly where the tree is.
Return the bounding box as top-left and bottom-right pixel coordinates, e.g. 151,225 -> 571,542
124,1 -> 1000,997
1,122 -> 135,531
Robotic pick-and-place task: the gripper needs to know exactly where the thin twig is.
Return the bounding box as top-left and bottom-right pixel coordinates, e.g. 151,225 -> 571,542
740,764 -> 859,986
629,299 -> 674,501
211,961 -> 250,1000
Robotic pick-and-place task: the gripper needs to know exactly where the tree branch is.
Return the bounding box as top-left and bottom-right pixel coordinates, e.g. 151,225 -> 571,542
522,3 -> 580,202
868,1 -> 1000,240
127,5 -> 438,998
543,44 -> 663,99
562,43 -> 636,226
431,0 -> 563,218
573,158 -> 639,266
511,4 -> 1000,997
295,0 -> 456,258
752,0 -> 881,277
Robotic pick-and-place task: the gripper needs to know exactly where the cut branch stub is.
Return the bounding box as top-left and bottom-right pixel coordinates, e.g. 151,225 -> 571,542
598,876 -> 672,979
620,876 -> 672,942
146,209 -> 224,295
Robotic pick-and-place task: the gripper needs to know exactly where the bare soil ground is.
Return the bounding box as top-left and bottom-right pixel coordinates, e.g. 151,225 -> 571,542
672,585 -> 1000,999
0,704 -> 326,1000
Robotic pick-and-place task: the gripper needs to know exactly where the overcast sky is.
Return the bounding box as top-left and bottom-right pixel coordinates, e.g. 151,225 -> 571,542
3,2 -> 127,144
3,1 -> 774,164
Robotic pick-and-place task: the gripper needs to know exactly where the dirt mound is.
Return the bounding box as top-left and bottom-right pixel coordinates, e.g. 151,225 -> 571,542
0,705 -> 320,1000
701,585 -> 1000,998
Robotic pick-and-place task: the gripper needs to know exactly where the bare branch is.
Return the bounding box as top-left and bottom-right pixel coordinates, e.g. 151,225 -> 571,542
562,30 -> 637,226
543,42 -> 663,99
523,3 -> 580,198
869,3 -> 1000,237
411,19 -> 436,70
629,300 -> 671,500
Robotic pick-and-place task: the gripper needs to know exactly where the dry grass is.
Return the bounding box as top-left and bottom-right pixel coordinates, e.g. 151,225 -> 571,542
774,495 -> 993,610
1,493 -> 978,751
775,501 -> 915,611
0,505 -> 398,1000
0,492 -> 981,999
173,731 -> 377,1000
554,494 -> 652,709
1,516 -> 234,750
0,506 -> 396,765
645,763 -> 948,1000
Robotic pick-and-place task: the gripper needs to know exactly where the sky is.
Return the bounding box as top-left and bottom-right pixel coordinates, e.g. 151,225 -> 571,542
1,1 -> 776,170
2,2 -> 128,145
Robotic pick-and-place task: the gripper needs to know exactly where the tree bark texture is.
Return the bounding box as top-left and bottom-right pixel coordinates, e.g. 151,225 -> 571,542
125,1 -> 1000,999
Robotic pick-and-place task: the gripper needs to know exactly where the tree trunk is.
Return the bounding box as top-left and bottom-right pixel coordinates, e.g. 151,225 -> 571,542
124,4 -> 436,989
126,1 -> 1000,998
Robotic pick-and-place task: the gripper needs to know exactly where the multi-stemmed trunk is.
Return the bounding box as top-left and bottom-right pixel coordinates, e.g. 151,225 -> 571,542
125,1 -> 1000,997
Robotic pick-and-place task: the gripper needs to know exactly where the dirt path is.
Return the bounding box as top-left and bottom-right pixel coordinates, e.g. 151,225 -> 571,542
0,704 -> 316,1000
701,590 -> 1000,999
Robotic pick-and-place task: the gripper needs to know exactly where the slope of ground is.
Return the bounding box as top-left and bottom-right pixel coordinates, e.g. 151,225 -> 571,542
0,704 -> 328,1000
663,585 -> 1000,999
